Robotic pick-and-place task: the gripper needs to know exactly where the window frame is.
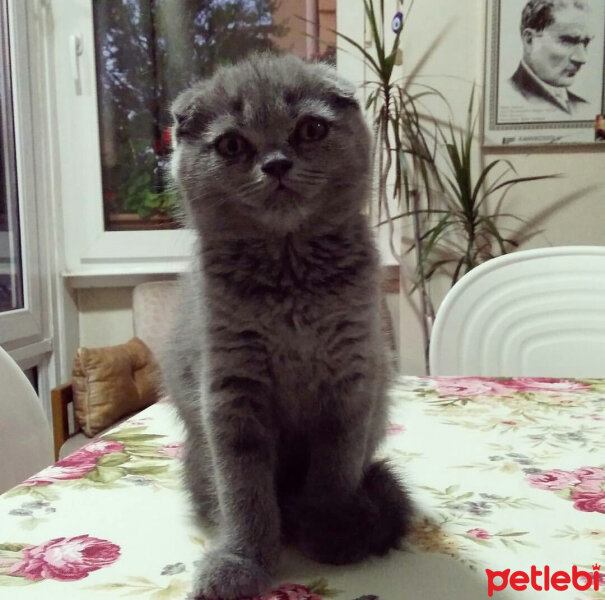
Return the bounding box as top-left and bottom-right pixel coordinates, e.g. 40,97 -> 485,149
50,0 -> 208,280
0,0 -> 23,314
49,0 -> 365,283
0,0 -> 47,351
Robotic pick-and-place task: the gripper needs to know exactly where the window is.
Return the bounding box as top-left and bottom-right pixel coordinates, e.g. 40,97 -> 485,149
0,0 -> 49,356
0,0 -> 23,313
0,0 -> 55,421
93,0 -> 337,232
49,0 -> 359,278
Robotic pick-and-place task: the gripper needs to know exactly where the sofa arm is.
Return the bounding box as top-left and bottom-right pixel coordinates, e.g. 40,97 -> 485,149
51,383 -> 80,461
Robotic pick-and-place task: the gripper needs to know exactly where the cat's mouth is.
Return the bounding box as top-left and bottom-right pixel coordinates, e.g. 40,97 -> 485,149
262,181 -> 303,208
270,180 -> 298,197
274,178 -> 292,191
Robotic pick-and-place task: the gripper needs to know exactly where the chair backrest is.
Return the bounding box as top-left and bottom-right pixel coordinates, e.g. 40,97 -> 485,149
132,280 -> 180,360
0,346 -> 54,493
429,246 -> 605,377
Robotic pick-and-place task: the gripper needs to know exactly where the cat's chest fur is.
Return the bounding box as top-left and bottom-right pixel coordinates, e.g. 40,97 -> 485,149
202,223 -> 378,422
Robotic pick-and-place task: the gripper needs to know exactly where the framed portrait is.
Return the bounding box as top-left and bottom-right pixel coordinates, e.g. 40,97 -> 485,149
484,0 -> 605,146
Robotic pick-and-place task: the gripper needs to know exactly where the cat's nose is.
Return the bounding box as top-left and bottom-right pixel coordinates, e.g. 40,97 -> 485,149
261,157 -> 293,179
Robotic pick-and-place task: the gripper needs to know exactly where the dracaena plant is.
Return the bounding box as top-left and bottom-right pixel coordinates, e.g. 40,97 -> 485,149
412,89 -> 553,289
337,0 -> 553,372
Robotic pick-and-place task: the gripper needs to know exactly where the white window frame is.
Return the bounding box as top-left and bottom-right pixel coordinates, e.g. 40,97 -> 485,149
0,0 -> 61,418
49,0 -> 193,281
0,0 -> 47,352
48,0 -> 367,284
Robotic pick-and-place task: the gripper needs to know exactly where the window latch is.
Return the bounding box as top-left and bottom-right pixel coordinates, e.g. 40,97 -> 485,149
69,34 -> 83,95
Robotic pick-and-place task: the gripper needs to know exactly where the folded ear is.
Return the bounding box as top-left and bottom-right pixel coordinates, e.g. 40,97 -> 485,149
316,64 -> 360,110
327,86 -> 360,110
171,83 -> 210,141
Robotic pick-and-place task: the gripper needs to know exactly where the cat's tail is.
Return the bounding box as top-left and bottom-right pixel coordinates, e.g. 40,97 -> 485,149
282,460 -> 413,565
361,459 -> 414,556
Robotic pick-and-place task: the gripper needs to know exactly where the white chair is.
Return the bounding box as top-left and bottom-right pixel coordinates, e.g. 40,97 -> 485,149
429,246 -> 605,377
0,346 -> 54,493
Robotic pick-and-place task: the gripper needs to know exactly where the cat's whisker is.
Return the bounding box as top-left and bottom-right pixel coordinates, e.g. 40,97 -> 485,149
238,180 -> 265,193
296,173 -> 328,182
289,177 -> 327,187
294,175 -> 326,182
238,182 -> 270,201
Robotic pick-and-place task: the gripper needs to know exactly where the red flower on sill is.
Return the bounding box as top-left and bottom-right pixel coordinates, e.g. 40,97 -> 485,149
162,126 -> 172,148
103,190 -> 117,202
154,127 -> 173,154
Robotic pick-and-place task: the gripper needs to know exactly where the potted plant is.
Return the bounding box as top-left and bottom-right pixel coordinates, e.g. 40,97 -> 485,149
338,0 -> 554,372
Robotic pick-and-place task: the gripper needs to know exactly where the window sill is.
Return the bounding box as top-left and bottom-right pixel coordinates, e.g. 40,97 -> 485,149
64,264 -> 400,290
62,264 -> 186,288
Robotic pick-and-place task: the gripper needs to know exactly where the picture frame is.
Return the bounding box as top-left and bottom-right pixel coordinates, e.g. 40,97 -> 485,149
483,0 -> 605,147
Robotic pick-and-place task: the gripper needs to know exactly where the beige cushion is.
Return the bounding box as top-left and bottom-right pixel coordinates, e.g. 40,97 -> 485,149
72,338 -> 160,437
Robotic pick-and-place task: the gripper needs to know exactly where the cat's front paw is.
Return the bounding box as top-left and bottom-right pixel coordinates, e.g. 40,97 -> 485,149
192,548 -> 272,599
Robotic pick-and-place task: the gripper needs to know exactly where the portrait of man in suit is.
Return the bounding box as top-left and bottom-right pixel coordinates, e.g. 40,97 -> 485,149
508,0 -> 595,115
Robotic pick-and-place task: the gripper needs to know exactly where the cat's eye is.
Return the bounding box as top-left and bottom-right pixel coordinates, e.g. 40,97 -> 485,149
294,118 -> 329,143
215,133 -> 249,158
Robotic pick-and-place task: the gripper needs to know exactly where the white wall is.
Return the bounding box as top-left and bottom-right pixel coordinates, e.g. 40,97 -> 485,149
76,0 -> 605,373
77,288 -> 134,348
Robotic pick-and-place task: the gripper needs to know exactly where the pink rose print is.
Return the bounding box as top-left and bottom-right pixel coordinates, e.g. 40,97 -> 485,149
526,469 -> 581,491
432,377 -> 513,397
570,491 -> 605,514
575,478 -> 604,493
22,462 -> 97,486
7,535 -> 120,581
387,424 -> 406,435
159,442 -> 184,460
573,466 -> 605,481
503,377 -> 590,392
81,439 -> 125,457
21,440 -> 126,486
466,528 -> 492,540
256,583 -> 321,600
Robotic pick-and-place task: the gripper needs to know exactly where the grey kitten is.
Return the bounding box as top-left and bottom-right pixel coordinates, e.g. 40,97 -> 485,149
162,53 -> 412,600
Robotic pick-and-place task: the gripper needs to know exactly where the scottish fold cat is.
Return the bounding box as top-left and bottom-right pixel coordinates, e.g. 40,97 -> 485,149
162,53 -> 412,600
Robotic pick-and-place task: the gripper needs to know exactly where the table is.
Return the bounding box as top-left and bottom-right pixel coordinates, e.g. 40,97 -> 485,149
1,376 -> 603,599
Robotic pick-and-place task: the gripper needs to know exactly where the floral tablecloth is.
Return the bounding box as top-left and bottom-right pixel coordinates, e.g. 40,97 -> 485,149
1,377 -> 603,600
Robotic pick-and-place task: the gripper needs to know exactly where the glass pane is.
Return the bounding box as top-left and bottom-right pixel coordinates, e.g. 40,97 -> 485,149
0,0 -> 23,313
93,0 -> 336,232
